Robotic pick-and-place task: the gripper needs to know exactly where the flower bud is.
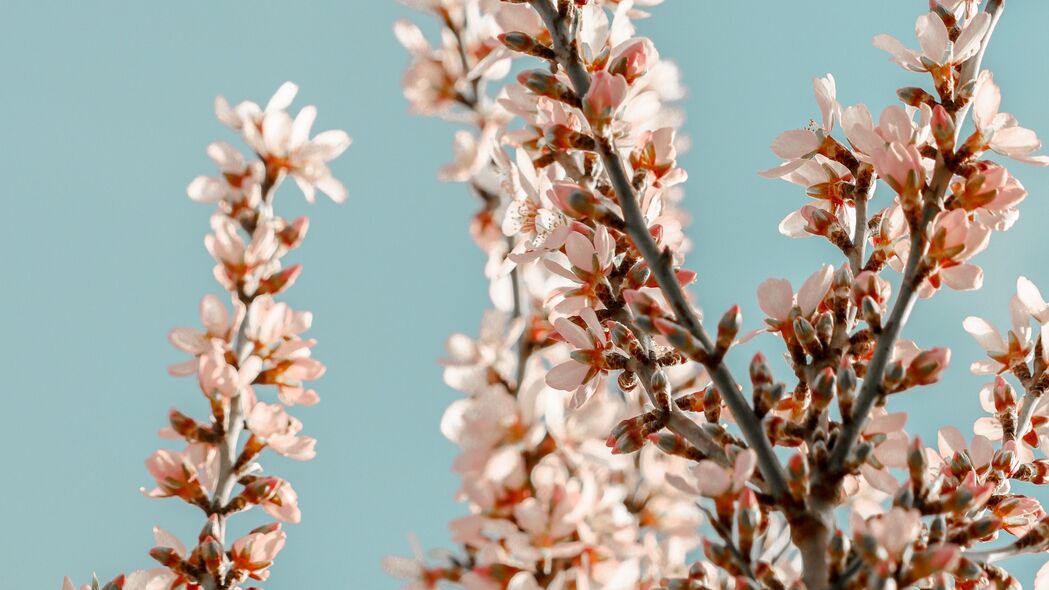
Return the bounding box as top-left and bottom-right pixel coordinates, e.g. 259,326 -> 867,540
861,296 -> 883,330
241,476 -> 282,505
582,71 -> 627,131
793,316 -> 821,356
607,38 -> 655,84
909,546 -> 961,581
787,452 -> 810,499
832,265 -> 853,299
992,442 -> 1018,476
716,305 -> 741,354
837,360 -> 857,420
544,124 -> 597,152
894,484 -> 914,509
149,547 -> 183,568
704,387 -> 722,423
815,311 -> 834,347
737,487 -> 760,556
812,367 -> 835,410
256,264 -> 302,297
882,359 -> 906,392
1019,459 -> 1049,484
199,535 -> 225,574
907,436 -> 927,482
967,516 -> 1002,540
653,317 -> 705,361
929,514 -> 947,544
517,70 -> 580,107
993,376 -> 1018,413
931,104 -> 956,156
897,86 -> 936,107
650,369 -> 670,407
702,539 -> 733,569
648,432 -> 704,461
498,32 -> 555,59
750,352 -> 773,386
674,389 -> 705,413
625,259 -> 651,289
904,347 -> 951,387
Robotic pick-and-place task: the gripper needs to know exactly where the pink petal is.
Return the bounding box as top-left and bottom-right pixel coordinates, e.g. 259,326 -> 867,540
757,278 -> 793,321
941,264 -> 983,292
546,360 -> 589,392
770,129 -> 820,159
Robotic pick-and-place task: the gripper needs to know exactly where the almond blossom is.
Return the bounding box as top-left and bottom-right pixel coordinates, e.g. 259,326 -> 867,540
392,1 -> 1049,589
968,70 -> 1049,165
546,308 -> 610,408
963,279 -> 1036,374
63,85 -> 348,589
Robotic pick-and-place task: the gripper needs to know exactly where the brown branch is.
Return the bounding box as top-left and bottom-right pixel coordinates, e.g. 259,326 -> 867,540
528,0 -> 792,504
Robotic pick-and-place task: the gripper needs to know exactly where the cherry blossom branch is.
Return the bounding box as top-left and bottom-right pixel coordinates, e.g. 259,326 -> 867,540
616,309 -> 731,466
528,0 -> 792,503
393,1 -> 1049,588
64,84 -> 349,590
827,0 -> 1005,478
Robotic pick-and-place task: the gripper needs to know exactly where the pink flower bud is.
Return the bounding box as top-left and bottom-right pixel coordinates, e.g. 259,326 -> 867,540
582,71 -> 627,130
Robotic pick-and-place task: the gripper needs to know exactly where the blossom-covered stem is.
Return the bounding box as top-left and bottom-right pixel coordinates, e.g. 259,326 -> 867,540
611,306 -> 732,465
827,0 -> 1006,478
954,0 -> 1005,136
848,184 -> 870,271
1018,394 -> 1040,440
826,165 -> 949,475
529,0 -> 791,501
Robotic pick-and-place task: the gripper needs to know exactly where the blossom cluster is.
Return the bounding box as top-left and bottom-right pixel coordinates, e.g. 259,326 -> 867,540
394,1 -> 1049,589
63,83 -> 349,590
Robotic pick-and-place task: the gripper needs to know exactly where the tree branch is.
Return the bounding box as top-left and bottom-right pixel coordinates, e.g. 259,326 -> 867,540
826,0 -> 1006,478
528,0 -> 792,502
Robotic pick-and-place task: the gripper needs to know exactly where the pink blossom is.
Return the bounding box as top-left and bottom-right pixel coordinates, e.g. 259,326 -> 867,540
220,82 -> 353,202
196,341 -> 262,400
667,449 -> 756,499
916,208 -> 990,295
440,310 -> 522,395
546,308 -> 611,409
543,226 -> 615,313
630,127 -> 686,188
582,71 -> 628,130
963,279 -> 1035,374
246,402 -> 317,460
186,141 -> 263,206
851,507 -> 922,564
231,525 -> 287,581
873,11 -> 989,72
500,149 -> 569,258
970,71 -> 1049,166
167,294 -> 236,376
752,264 -> 834,337
141,449 -> 202,501
261,479 -> 301,524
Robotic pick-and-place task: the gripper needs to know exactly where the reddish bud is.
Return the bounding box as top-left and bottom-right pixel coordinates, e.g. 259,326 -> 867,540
257,264 -> 302,296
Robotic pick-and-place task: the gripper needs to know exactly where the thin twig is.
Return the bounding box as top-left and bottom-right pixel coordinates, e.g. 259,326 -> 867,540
827,0 -> 1006,476
528,0 -> 792,503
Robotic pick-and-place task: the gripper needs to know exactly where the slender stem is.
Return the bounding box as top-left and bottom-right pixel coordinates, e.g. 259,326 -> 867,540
954,0 -> 1005,135
529,0 -> 792,503
200,181 -> 278,590
1015,385 -> 1041,441
825,0 -> 1006,477
848,183 -> 871,272
826,165 -> 947,475
616,310 -> 731,467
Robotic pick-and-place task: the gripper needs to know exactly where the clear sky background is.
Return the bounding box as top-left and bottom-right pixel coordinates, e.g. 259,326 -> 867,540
3,2 -> 1049,588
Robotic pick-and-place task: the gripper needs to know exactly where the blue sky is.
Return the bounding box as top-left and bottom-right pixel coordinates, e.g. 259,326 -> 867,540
3,2 -> 1048,587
